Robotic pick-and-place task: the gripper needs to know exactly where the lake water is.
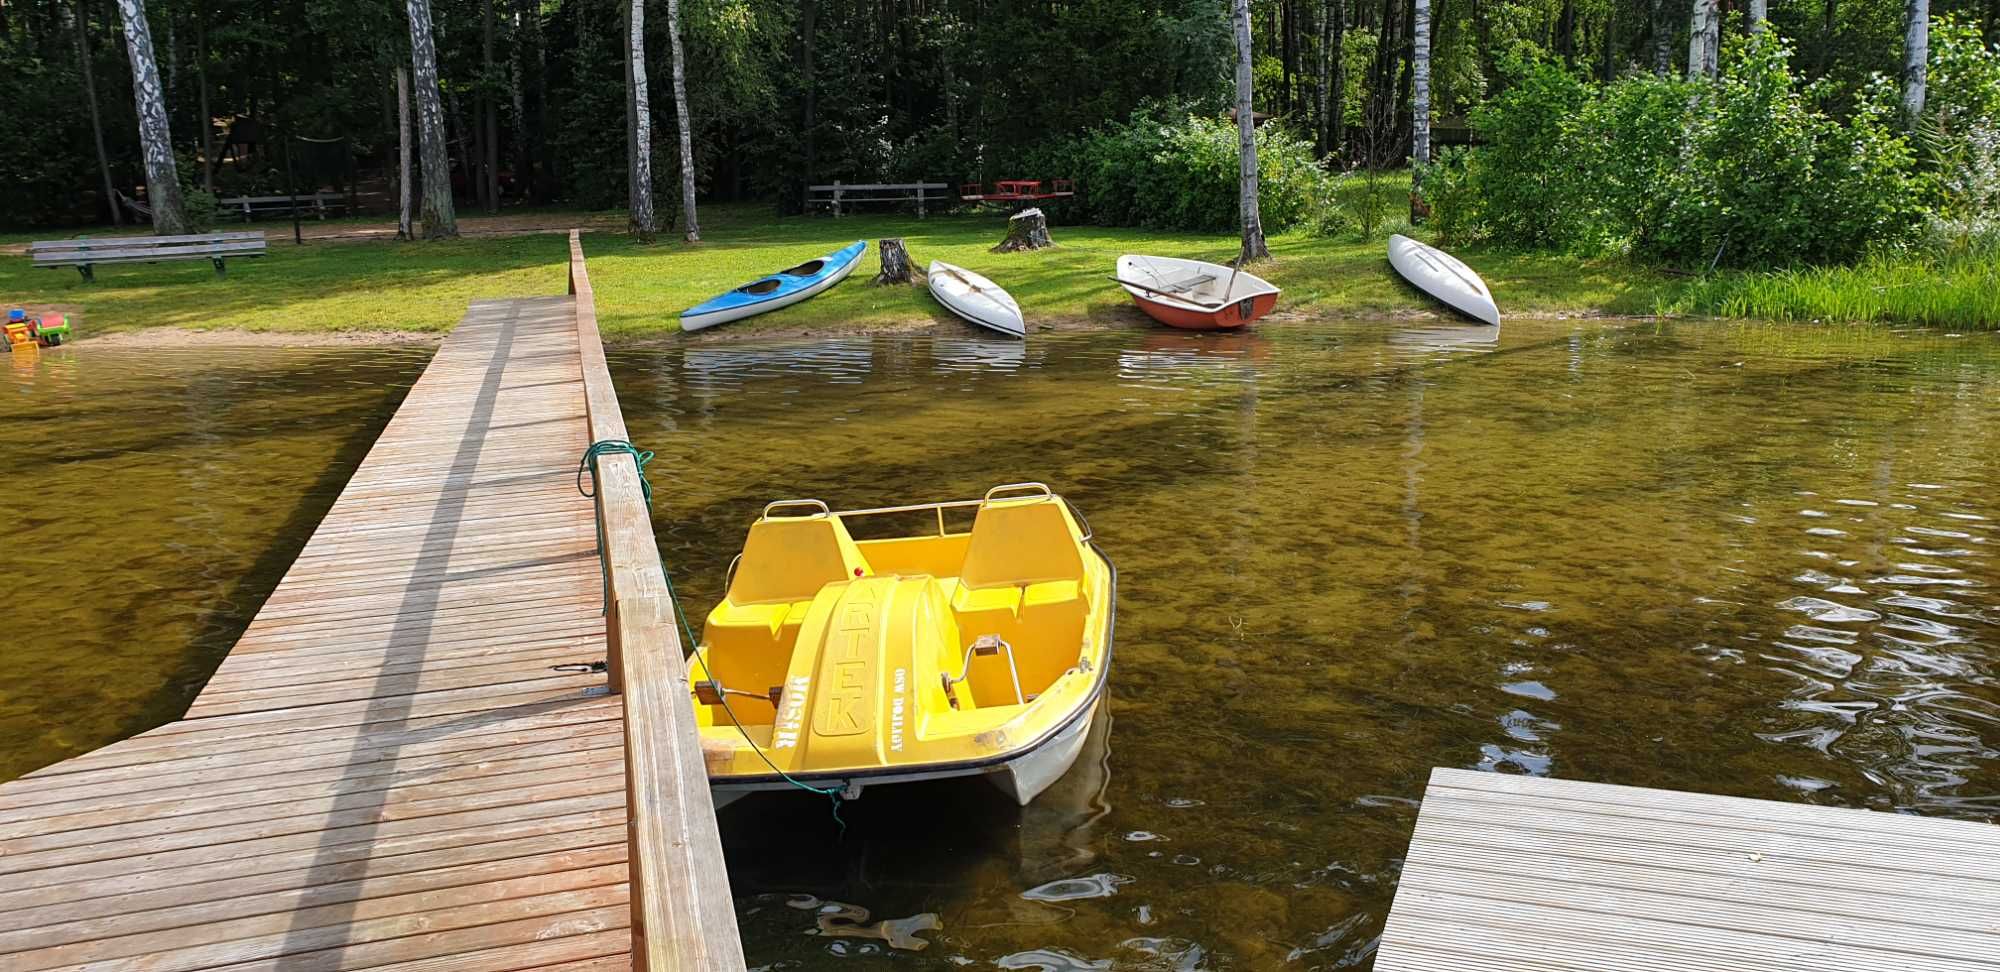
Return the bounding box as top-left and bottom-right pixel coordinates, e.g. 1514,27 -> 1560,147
610,321 -> 2000,969
0,345 -> 429,778
2,321 -> 1995,970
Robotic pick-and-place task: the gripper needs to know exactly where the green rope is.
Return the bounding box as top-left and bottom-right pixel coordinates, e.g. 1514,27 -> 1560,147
575,439 -> 846,833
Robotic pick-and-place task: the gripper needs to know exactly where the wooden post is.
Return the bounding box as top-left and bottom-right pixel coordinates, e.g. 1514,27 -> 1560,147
916,184 -> 926,217
991,207 -> 1055,252
875,238 -> 915,284
832,180 -> 843,218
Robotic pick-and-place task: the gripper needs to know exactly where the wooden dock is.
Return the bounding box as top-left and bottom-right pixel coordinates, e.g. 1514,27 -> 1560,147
1379,767 -> 2000,971
0,236 -> 742,971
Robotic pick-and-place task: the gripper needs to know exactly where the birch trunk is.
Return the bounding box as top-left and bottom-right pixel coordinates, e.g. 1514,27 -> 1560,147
1411,0 -> 1432,216
626,0 -> 656,240
404,0 -> 458,238
1903,0 -> 1929,130
1233,0 -> 1269,262
75,0 -> 122,226
398,65 -> 413,240
1652,0 -> 1671,75
511,3 -> 531,202
115,0 -> 189,234
1317,0 -> 1336,156
196,0 -> 212,191
1688,0 -> 1719,80
667,0 -> 700,242
481,0 -> 499,212
1749,0 -> 1768,30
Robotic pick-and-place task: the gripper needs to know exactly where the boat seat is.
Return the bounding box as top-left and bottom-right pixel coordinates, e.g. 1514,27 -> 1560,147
949,496 -> 1092,707
701,512 -> 871,722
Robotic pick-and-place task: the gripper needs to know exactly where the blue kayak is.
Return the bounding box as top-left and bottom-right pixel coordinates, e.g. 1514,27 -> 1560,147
679,241 -> 867,332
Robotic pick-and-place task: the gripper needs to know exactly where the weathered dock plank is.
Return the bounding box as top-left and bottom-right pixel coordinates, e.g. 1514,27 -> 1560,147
0,278 -> 743,970
1378,767 -> 2000,972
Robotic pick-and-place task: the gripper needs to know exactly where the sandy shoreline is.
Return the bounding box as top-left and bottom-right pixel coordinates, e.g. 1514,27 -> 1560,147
75,328 -> 444,349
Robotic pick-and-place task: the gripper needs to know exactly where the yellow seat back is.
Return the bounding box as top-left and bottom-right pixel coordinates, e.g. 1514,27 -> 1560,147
959,496 -> 1086,590
726,513 -> 869,605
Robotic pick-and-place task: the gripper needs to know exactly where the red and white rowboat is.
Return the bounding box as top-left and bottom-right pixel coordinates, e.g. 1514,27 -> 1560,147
1114,254 -> 1280,330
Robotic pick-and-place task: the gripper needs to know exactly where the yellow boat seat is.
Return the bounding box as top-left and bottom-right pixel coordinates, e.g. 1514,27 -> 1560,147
949,495 -> 1092,708
703,506 -> 872,723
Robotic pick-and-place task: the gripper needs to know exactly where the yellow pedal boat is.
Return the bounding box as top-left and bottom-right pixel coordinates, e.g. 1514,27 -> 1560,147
691,483 -> 1114,807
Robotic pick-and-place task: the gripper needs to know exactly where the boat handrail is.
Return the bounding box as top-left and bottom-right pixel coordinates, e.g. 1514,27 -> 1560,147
823,489 -> 1094,543
984,482 -> 1053,502
761,498 -> 831,519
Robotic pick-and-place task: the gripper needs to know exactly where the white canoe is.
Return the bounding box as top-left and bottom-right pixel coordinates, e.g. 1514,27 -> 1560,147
1388,234 -> 1500,326
928,260 -> 1025,337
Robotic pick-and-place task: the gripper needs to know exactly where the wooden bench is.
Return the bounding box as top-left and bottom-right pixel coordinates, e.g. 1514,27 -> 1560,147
29,231 -> 268,282
807,181 -> 952,217
218,191 -> 348,221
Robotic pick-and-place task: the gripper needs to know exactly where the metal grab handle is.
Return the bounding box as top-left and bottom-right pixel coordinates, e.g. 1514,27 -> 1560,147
761,498 -> 831,519
1063,498 -> 1095,542
722,553 -> 743,592
983,482 -> 1052,503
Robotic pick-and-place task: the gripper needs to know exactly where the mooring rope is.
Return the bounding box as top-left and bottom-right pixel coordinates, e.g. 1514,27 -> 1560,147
575,439 -> 846,832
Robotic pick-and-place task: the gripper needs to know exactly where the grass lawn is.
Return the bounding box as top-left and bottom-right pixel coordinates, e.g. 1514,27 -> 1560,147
3,202 -> 1677,341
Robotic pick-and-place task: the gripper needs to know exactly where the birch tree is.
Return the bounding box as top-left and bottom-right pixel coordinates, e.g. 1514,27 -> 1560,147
1411,0 -> 1432,217
1652,0 -> 1671,76
1749,0 -> 1768,31
1233,0 -> 1269,262
404,0 -> 458,238
397,65 -> 413,240
1903,0 -> 1930,130
115,0 -> 189,234
666,0 -> 700,242
1688,0 -> 1719,80
625,0 -> 656,240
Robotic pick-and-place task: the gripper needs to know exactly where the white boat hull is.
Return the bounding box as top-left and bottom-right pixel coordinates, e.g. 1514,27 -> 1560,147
709,701 -> 1102,810
681,251 -> 861,331
928,260 -> 1025,337
1388,234 -> 1500,326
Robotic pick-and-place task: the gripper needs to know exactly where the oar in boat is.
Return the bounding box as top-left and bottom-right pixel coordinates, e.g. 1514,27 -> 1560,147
1106,276 -> 1229,309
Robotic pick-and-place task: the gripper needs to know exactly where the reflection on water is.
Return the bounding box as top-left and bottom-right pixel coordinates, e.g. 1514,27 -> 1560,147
610,319 -> 2000,969
0,345 -> 430,779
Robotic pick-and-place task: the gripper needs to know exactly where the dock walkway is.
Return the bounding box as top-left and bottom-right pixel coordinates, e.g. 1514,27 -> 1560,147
1378,767 -> 2000,971
0,239 -> 740,970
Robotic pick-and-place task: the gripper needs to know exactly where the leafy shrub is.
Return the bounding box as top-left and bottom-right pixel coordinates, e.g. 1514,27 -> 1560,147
181,189 -> 221,233
1457,34 -> 1926,268
1059,101 -> 1334,233
1420,147 -> 1480,242
1922,18 -> 2000,257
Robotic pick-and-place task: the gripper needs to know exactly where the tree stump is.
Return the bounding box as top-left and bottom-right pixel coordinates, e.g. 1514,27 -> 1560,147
991,207 -> 1054,252
874,238 -> 916,284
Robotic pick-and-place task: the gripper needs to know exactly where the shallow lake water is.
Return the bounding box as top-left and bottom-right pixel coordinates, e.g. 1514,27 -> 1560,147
1,321 -> 1995,970
609,320 -> 2000,969
0,345 -> 430,778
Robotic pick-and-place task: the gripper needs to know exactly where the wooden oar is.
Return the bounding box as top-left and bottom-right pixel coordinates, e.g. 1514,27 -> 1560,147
1107,276 -> 1228,309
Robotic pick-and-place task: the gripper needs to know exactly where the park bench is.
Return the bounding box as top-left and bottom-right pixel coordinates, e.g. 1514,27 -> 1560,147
218,192 -> 349,221
29,231 -> 268,282
807,182 -> 951,217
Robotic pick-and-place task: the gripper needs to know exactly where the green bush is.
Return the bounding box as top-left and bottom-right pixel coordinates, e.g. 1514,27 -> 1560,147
1456,34 -> 1926,269
1060,102 -> 1334,233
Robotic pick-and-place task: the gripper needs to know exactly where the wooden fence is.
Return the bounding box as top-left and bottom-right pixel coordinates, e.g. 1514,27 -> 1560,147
567,230 -> 746,971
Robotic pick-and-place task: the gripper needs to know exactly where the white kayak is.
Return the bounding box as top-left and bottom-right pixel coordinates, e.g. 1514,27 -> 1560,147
928,260 -> 1025,338
1388,234 -> 1500,326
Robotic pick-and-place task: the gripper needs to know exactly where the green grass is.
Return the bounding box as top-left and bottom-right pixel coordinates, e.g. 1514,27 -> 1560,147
582,203 -> 1677,340
33,200 -> 1996,340
1669,254 -> 2000,330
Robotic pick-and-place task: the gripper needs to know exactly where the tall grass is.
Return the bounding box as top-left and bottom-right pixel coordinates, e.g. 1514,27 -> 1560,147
1670,254 -> 2000,330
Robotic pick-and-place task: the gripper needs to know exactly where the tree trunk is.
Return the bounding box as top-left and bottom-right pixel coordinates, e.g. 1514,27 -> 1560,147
874,238 -> 914,283
991,208 -> 1054,252
1554,0 -> 1576,64
404,0 -> 458,238
398,65 -> 413,240
1652,0 -> 1671,75
1903,0 -> 1929,130
801,0 -> 817,200
195,0 -> 212,191
666,0 -> 699,242
115,0 -> 188,234
1281,0 -> 1295,116
1412,0 -> 1432,218
482,0 -> 499,212
1749,0 -> 1768,30
1688,0 -> 1719,80
76,0 -> 122,226
1233,0 -> 1270,262
1317,0 -> 1335,156
511,0 -> 531,203
626,0 -> 655,240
